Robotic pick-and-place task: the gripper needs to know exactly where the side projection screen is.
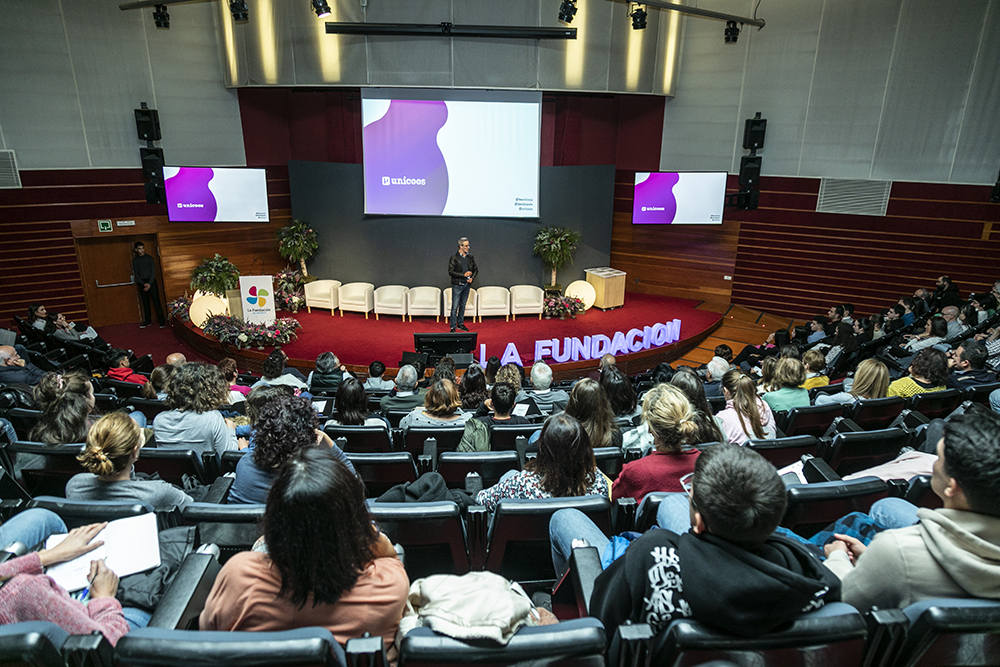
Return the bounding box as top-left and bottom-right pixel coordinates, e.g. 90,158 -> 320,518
632,171 -> 727,225
164,166 -> 269,222
362,89 -> 541,218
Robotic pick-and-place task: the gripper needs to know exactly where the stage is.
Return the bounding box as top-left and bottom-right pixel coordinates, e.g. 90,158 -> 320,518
168,292 -> 723,378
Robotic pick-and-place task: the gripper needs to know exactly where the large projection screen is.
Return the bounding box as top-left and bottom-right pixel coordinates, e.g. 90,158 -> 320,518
362,89 -> 541,218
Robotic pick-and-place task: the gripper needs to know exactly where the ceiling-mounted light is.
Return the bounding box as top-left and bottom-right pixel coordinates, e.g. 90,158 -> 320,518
152,4 -> 169,28
229,0 -> 248,22
725,20 -> 740,43
558,0 -> 577,24
630,3 -> 647,30
311,0 -> 332,18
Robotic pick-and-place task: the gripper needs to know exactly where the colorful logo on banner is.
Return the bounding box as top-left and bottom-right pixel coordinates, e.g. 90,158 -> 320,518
239,276 -> 276,325
246,286 -> 268,307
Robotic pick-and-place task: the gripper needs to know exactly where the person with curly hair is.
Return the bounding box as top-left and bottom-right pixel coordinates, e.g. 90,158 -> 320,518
476,413 -> 609,512
398,379 -> 471,432
152,362 -> 239,456
229,395 -> 354,505
29,371 -> 96,446
325,377 -> 389,429
888,348 -> 950,398
457,364 -> 490,411
201,448 -> 408,658
67,413 -> 192,511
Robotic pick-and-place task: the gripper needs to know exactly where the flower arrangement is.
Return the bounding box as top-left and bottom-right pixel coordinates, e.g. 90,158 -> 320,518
274,267 -> 307,313
168,296 -> 192,321
544,295 -> 586,319
189,254 -> 240,297
201,314 -> 301,349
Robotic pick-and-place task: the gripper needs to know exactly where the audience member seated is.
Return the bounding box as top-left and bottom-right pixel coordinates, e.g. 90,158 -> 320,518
970,292 -> 997,324
602,366 -> 640,420
325,377 -> 390,429
165,353 -> 187,366
27,302 -> 49,330
431,356 -> 457,385
945,339 -> 996,389
237,385 -> 293,448
823,409 -> 1000,610
716,370 -> 777,445
887,348 -> 949,398
801,349 -> 830,390
0,520 -> 131,644
900,317 -> 948,355
217,358 -> 249,402
757,356 -> 778,394
309,351 -> 346,393
399,379 -> 471,431
549,444 -> 840,637
941,305 -> 964,339
229,395 -> 354,505
140,364 -> 175,401
0,344 -> 46,386
201,448 -> 408,657
815,358 -> 890,406
827,304 -> 845,327
516,362 -> 569,414
457,363 -> 490,411
253,350 -> 307,392
67,412 -> 193,511
669,370 -> 726,444
714,344 -> 735,368
612,384 -> 700,501
413,358 -> 431,389
484,355 -> 502,388
898,297 -> 917,326
363,360 -> 394,391
815,321 -> 857,370
29,370 -> 96,445
805,315 -> 830,344
475,413 -> 609,512
47,311 -> 105,346
870,313 -> 887,340
564,378 -> 622,449
930,274 -> 964,312
852,317 -> 873,344
762,358 -> 810,412
379,364 -> 425,412
152,362 -> 239,456
702,358 -> 728,399
105,348 -> 148,385
841,302 -> 856,324
457,382 -> 530,452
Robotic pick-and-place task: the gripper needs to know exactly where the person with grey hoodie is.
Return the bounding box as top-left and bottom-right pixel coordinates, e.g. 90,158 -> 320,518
822,408 -> 1000,611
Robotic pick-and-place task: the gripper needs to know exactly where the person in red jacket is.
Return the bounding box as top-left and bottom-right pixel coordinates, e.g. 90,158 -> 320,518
611,383 -> 701,502
105,349 -> 147,385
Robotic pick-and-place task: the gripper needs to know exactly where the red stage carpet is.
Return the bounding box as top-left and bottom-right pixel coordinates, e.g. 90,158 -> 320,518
98,293 -> 721,372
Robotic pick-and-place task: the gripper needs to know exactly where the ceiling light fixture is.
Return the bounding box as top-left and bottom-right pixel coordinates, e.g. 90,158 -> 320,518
152,4 -> 169,28
725,20 -> 740,43
228,0 -> 248,22
312,0 -> 332,18
558,0 -> 577,24
630,3 -> 647,30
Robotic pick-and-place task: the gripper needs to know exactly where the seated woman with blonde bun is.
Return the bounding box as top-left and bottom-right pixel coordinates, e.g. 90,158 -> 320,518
66,412 -> 193,511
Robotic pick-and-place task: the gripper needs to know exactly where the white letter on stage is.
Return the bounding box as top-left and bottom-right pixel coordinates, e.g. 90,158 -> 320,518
552,337 -> 573,363
572,336 -> 591,361
591,334 -> 612,357
610,331 -> 629,356
501,342 -> 522,366
626,328 -> 644,353
534,339 -> 553,361
665,319 -> 681,343
479,344 -> 487,367
643,326 -> 653,350
651,323 -> 668,346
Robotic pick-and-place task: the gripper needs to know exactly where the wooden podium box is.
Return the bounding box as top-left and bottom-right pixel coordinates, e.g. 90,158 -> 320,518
585,267 -> 626,310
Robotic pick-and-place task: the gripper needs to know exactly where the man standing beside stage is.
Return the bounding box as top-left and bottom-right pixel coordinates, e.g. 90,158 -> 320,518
448,237 -> 478,333
132,241 -> 165,329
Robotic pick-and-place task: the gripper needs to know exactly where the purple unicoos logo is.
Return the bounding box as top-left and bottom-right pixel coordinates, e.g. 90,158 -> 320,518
632,172 -> 680,224
364,100 -> 449,215
164,168 -> 219,221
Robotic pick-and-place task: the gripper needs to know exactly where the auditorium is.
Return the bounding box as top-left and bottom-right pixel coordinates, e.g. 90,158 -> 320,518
1,0 -> 999,664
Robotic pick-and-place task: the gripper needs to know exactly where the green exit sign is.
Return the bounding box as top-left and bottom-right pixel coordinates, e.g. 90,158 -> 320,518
98,220 -> 113,232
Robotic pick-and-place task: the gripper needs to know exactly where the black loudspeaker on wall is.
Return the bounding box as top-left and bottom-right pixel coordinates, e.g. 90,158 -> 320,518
739,155 -> 762,187
140,147 -> 164,180
134,108 -> 161,142
743,112 -> 766,151
144,182 -> 165,205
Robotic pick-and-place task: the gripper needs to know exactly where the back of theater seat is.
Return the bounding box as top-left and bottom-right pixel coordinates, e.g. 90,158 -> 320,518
905,390 -> 963,420
818,427 -> 910,476
135,448 -> 212,486
115,627 -> 348,667
490,424 -> 542,451
7,441 -> 85,497
781,477 -> 888,537
484,496 -> 612,585
368,500 -> 470,580
322,424 -> 393,453
780,404 -> 846,438
747,435 -> 821,469
845,396 -> 905,431
593,447 -> 623,480
632,492 -> 668,533
890,598 -> 1000,667
403,427 -> 465,457
347,452 -> 419,498
27,496 -> 152,529
0,621 -> 69,667
181,503 -> 264,563
436,451 -> 518,489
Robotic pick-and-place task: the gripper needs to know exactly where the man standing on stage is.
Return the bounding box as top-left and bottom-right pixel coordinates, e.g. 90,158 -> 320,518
132,241 -> 165,329
448,237 -> 478,333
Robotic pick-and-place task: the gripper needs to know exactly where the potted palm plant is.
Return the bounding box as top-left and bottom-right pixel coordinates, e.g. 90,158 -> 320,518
276,219 -> 319,282
533,226 -> 583,292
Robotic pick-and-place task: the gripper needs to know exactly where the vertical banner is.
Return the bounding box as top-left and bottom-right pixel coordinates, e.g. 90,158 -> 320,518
239,275 -> 276,325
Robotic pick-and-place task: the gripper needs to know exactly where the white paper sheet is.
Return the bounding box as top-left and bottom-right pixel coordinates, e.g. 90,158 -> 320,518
512,403 -> 530,417
44,513 -> 160,592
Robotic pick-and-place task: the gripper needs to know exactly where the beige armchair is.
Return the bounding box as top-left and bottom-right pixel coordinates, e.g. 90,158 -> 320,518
304,279 -> 341,315
476,286 -> 510,322
407,286 -> 443,322
510,285 -> 545,320
443,287 -> 477,323
339,282 -> 375,318
374,285 -> 409,321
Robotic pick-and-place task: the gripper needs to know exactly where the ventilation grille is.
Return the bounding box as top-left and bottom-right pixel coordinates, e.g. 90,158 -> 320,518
0,150 -> 21,189
816,178 -> 891,216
